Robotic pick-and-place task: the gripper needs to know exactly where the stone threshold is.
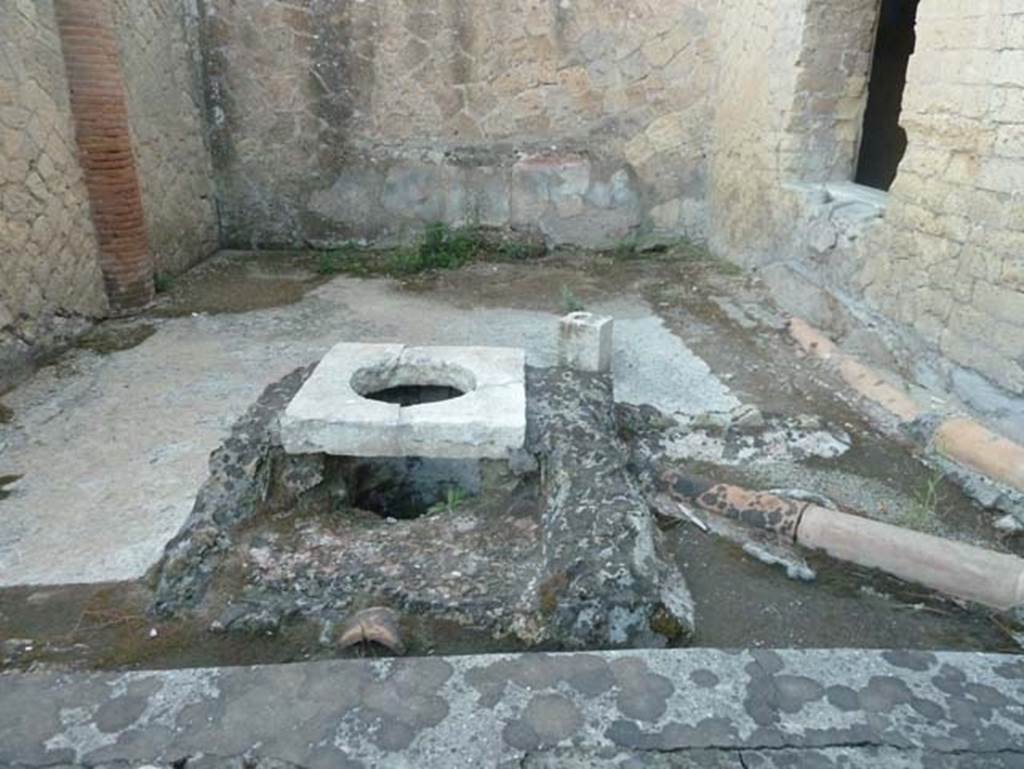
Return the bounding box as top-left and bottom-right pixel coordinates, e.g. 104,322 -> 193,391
2,648 -> 1022,768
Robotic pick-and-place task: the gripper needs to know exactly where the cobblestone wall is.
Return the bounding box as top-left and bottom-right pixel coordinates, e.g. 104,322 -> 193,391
201,0 -> 717,247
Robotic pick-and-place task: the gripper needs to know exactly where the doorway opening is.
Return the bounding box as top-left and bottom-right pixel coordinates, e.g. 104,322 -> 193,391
855,0 -> 921,191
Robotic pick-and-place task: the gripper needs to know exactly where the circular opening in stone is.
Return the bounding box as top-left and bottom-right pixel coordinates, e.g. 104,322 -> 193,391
363,384 -> 464,407
351,359 -> 477,408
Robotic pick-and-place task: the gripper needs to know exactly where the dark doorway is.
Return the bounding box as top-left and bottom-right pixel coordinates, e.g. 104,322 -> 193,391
855,0 -> 921,191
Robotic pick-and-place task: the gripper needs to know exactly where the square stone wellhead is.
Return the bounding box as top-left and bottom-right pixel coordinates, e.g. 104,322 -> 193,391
280,343 -> 527,459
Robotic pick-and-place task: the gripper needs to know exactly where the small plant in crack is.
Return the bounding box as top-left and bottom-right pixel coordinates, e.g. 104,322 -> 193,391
427,486 -> 467,516
903,468 -> 945,532
610,235 -> 642,261
492,239 -> 546,261
154,273 -> 174,294
317,247 -> 378,276
318,224 -> 546,278
560,285 -> 586,314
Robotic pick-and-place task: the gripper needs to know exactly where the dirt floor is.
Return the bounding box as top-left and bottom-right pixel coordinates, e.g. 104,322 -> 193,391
1,246 -> 1021,671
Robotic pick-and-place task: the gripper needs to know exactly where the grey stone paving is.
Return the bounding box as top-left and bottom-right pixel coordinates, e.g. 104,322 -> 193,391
2,648 -> 1022,768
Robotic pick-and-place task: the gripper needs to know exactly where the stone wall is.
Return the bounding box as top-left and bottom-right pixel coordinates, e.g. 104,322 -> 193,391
0,0 -> 108,377
707,0 -> 1024,440
860,0 -> 1024,415
1,0 -> 217,387
112,0 -> 219,276
201,0 -> 717,248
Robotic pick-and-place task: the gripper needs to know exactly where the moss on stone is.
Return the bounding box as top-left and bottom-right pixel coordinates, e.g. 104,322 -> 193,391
76,324 -> 157,355
649,605 -> 689,643
538,572 -> 569,616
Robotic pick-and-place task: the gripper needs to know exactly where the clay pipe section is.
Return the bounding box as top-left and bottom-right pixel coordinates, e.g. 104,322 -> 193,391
798,505 -> 1024,612
658,469 -> 1024,612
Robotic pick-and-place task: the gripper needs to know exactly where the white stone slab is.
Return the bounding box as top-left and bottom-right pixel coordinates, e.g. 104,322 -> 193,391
281,343 -> 526,459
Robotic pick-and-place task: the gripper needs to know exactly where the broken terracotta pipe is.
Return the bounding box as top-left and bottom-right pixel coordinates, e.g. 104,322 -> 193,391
658,470 -> 1024,612
336,607 -> 406,655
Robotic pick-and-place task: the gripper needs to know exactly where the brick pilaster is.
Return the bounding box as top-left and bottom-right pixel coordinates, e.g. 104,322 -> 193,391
54,0 -> 154,312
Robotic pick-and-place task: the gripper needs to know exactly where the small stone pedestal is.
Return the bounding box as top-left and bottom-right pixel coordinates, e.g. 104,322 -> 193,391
558,312 -> 613,373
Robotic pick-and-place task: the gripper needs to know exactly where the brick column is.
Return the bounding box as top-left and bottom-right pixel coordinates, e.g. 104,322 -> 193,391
54,0 -> 154,312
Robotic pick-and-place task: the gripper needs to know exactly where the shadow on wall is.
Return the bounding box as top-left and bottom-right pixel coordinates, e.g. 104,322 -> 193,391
855,0 -> 921,191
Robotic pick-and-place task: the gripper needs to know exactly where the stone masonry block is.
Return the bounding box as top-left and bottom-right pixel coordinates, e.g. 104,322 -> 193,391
558,312 -> 613,373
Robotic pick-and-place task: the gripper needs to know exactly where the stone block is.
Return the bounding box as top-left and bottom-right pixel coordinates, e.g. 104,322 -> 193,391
381,164 -> 450,222
281,343 -> 526,459
558,312 -> 613,373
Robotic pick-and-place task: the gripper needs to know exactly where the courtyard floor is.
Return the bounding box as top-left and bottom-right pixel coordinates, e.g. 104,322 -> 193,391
0,248 -> 1022,766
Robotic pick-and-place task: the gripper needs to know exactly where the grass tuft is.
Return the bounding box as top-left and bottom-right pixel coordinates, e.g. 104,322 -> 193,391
901,468 -> 945,533
560,285 -> 586,314
390,223 -> 485,275
427,486 -> 467,516
316,224 -> 549,279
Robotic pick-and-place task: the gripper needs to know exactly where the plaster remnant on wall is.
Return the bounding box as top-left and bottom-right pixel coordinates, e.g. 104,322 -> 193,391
200,0 -> 716,247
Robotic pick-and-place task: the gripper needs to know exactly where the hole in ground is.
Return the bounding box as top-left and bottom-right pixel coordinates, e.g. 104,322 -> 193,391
339,456 -> 480,520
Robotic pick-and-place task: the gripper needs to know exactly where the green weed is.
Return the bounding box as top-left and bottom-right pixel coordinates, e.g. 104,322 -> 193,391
560,285 -> 586,314
389,223 -> 484,275
427,486 -> 467,516
903,469 -> 945,532
317,225 -> 546,278
609,235 -> 642,261
492,239 -> 546,261
154,273 -> 174,294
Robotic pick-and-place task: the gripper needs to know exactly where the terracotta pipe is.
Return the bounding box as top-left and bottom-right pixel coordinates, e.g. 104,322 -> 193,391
798,504 -> 1024,612
790,318 -> 1024,496
934,418 -> 1024,493
657,469 -> 1024,611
